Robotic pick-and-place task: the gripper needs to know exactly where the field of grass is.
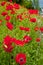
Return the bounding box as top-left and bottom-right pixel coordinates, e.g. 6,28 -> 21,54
0,1 -> 43,65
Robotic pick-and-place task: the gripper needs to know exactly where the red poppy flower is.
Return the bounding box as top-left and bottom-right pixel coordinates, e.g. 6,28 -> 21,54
23,35 -> 32,43
36,38 -> 41,42
34,26 -> 39,31
12,38 -> 25,46
11,10 -> 15,14
5,15 -> 11,21
29,9 -> 38,14
6,4 -> 13,11
15,53 -> 26,65
3,35 -> 13,52
6,22 -> 14,30
40,27 -> 43,32
15,39 -> 25,46
11,38 -> 25,46
9,0 -> 12,2
1,12 -> 8,16
13,3 -> 20,9
17,14 -> 23,21
24,27 -> 30,31
19,26 -> 25,30
3,35 -> 12,46
0,20 -> 2,25
1,1 -> 6,6
30,18 -> 36,23
19,26 -> 30,32
3,45 -> 13,52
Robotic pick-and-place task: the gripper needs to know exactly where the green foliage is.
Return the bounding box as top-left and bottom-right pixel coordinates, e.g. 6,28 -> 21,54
21,0 -> 33,8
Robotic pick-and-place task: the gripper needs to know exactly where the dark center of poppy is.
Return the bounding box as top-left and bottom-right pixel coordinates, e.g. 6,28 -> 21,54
20,58 -> 24,62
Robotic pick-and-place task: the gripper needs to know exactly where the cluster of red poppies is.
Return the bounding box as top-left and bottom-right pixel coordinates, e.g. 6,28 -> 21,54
0,1 -> 43,65
3,35 -> 32,52
3,35 -> 27,65
3,35 -> 26,65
